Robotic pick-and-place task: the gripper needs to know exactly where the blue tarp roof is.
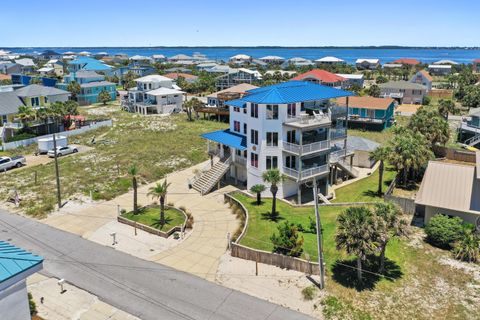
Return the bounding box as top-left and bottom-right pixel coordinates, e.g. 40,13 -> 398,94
225,99 -> 247,108
239,80 -> 354,104
201,129 -> 247,151
0,241 -> 43,283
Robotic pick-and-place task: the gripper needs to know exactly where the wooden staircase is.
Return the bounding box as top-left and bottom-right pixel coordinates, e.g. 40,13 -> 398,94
192,156 -> 231,195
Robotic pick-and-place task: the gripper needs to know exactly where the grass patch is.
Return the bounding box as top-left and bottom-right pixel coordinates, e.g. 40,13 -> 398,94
332,166 -> 397,203
122,206 -> 185,231
348,116 -> 409,144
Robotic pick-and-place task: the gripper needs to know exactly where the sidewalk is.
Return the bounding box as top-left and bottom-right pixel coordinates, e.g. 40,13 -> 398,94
42,161 -> 239,280
28,274 -> 139,320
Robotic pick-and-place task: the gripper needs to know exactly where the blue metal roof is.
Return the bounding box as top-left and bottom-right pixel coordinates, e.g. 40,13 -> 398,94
225,99 -> 247,108
240,80 -> 354,104
201,129 -> 247,151
0,241 -> 43,283
69,57 -> 112,71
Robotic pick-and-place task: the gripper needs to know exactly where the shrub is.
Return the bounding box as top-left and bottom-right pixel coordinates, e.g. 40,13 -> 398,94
422,96 -> 431,105
309,216 -> 317,234
6,132 -> 36,142
28,292 -> 37,316
425,214 -> 464,249
270,220 -> 304,257
301,286 -> 316,300
453,227 -> 480,263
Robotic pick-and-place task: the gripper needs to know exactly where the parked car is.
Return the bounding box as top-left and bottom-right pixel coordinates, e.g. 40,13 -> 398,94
0,156 -> 26,171
47,146 -> 78,158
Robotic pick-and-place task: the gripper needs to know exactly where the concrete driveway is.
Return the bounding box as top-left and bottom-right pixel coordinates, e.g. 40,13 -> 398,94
42,161 -> 239,281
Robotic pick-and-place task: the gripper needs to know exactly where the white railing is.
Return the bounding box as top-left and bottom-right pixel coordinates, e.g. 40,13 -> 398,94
234,156 -> 247,166
283,164 -> 329,180
330,149 -> 348,162
283,140 -> 330,154
284,113 -> 331,126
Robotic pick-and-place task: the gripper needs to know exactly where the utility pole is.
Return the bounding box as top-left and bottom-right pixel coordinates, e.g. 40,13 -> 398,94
52,134 -> 62,209
312,178 -> 325,289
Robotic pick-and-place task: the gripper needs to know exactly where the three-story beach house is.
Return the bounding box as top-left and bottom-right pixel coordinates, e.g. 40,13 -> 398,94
195,81 -> 356,203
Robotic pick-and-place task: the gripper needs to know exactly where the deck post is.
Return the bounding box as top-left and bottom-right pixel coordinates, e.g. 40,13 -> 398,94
297,184 -> 302,204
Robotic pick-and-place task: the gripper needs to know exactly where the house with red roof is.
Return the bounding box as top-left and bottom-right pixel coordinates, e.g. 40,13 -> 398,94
392,58 -> 421,66
291,69 -> 347,89
163,72 -> 199,84
410,70 -> 433,91
473,59 -> 480,73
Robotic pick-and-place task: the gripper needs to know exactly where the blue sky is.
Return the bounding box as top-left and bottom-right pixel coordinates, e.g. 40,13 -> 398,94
1,0 -> 478,47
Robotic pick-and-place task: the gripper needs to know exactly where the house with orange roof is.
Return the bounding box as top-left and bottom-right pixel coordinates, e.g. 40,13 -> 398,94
392,58 -> 421,66
291,69 -> 347,89
336,96 -> 396,130
163,72 -> 199,84
410,70 -> 433,91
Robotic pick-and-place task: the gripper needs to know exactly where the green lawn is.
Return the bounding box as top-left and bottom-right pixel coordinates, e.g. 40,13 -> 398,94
0,102 -> 228,217
348,116 -> 409,144
332,166 -> 397,203
122,206 -> 185,231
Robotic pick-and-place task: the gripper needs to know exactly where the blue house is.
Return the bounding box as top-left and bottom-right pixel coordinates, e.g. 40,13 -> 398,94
0,241 -> 43,320
113,64 -> 156,78
67,56 -> 113,76
336,96 -> 396,130
57,70 -> 116,105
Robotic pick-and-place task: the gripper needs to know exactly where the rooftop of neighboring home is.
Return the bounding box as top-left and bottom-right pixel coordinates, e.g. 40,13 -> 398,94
152,54 -> 166,59
38,66 -> 54,73
315,56 -> 345,63
129,55 -> 153,62
392,58 -> 421,65
336,73 -> 364,79
68,57 -> 112,71
473,59 -> 480,63
433,59 -> 459,65
163,72 -> 199,81
146,87 -> 184,96
336,96 -> 395,110
226,81 -> 354,105
135,74 -> 173,83
428,64 -> 452,69
415,157 -> 480,213
383,63 -> 403,68
356,58 -> 380,64
0,91 -> 23,115
230,54 -> 251,60
15,84 -> 70,97
169,54 -> 193,61
291,69 -> 346,83
40,50 -> 61,57
0,241 -> 43,284
378,80 -> 426,90
15,58 -> 36,67
207,83 -> 259,99
80,80 -> 115,88
259,55 -> 285,61
74,70 -> 103,79
285,57 -> 313,64
417,70 -> 433,81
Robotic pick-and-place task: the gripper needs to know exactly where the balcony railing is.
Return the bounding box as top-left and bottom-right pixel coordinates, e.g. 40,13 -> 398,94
234,156 -> 247,166
283,164 -> 329,180
283,140 -> 330,155
330,128 -> 347,140
347,115 -> 385,123
284,113 -> 331,127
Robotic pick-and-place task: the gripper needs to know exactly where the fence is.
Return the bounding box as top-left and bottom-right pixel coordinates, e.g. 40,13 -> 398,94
1,120 -> 113,150
428,89 -> 453,99
433,145 -> 477,163
384,176 -> 417,214
225,191 -> 319,274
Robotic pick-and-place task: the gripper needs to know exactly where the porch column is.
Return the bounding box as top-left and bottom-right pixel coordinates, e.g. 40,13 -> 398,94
298,130 -> 303,180
344,96 -> 349,158
297,184 -> 302,204
234,165 -> 238,185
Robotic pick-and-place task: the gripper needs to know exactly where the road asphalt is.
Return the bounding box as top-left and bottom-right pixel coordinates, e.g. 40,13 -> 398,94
0,209 -> 312,320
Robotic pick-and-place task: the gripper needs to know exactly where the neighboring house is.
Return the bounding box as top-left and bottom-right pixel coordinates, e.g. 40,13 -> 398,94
15,84 -> 70,108
11,74 -> 57,87
129,55 -> 154,65
163,72 -> 199,84
39,50 -> 62,60
433,59 -> 458,65
281,57 -> 314,68
215,68 -> 262,90
0,241 -> 44,320
0,62 -> 21,75
428,64 -> 452,76
378,81 -> 426,104
196,62 -> 218,71
0,91 -> 23,126
127,64 -> 156,77
337,136 -> 380,168
265,70 -> 297,78
259,56 -> 285,64
473,59 -> 480,73
410,70 -> 433,91
168,54 -> 194,64
122,75 -> 184,115
356,58 -> 380,70
14,58 -> 36,73
291,69 -> 347,89
392,58 -> 421,66
251,59 -> 268,68
336,96 -> 396,130
415,155 -> 480,225
57,70 -> 116,105
459,108 -> 480,147
336,73 -> 364,88
229,54 -> 252,65
41,59 -> 65,77
37,66 -> 55,76
383,63 -> 403,69
152,54 -> 166,63
205,65 -> 233,74
164,67 -> 192,74
206,83 -> 259,108
67,57 -> 113,75
315,56 -> 345,65
198,81 -> 356,203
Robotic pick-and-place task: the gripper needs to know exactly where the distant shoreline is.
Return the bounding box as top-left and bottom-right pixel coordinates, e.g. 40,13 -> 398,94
2,46 -> 480,50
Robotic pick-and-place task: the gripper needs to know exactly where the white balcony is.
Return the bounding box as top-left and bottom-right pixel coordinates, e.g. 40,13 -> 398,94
283,140 -> 330,155
283,164 -> 329,181
284,113 -> 331,129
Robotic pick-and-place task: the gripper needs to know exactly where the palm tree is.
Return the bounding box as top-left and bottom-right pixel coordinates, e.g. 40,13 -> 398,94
128,164 -> 139,214
373,202 -> 407,273
369,146 -> 391,195
453,228 -> 480,263
262,169 -> 284,217
336,206 -> 378,282
147,180 -> 171,227
16,105 -> 36,129
438,99 -> 456,120
67,81 -> 81,101
35,107 -> 51,134
250,184 -> 266,205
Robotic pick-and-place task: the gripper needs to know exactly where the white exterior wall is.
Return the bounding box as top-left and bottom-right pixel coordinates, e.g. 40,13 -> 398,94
0,280 -> 30,320
352,150 -> 375,168
424,206 -> 480,225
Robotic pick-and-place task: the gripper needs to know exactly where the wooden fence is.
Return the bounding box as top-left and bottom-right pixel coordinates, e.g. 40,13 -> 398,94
384,176 -> 417,214
428,89 -> 453,99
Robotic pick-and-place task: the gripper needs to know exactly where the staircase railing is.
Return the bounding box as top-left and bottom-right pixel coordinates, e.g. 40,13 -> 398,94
465,134 -> 480,146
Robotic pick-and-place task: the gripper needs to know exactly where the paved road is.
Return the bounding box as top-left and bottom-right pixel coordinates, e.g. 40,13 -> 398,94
0,209 -> 311,320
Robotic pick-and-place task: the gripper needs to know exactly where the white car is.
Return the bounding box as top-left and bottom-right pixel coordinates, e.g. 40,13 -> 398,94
47,146 -> 78,158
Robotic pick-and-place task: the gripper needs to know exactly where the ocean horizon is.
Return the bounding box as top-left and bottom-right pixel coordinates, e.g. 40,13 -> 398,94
3,46 -> 480,64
